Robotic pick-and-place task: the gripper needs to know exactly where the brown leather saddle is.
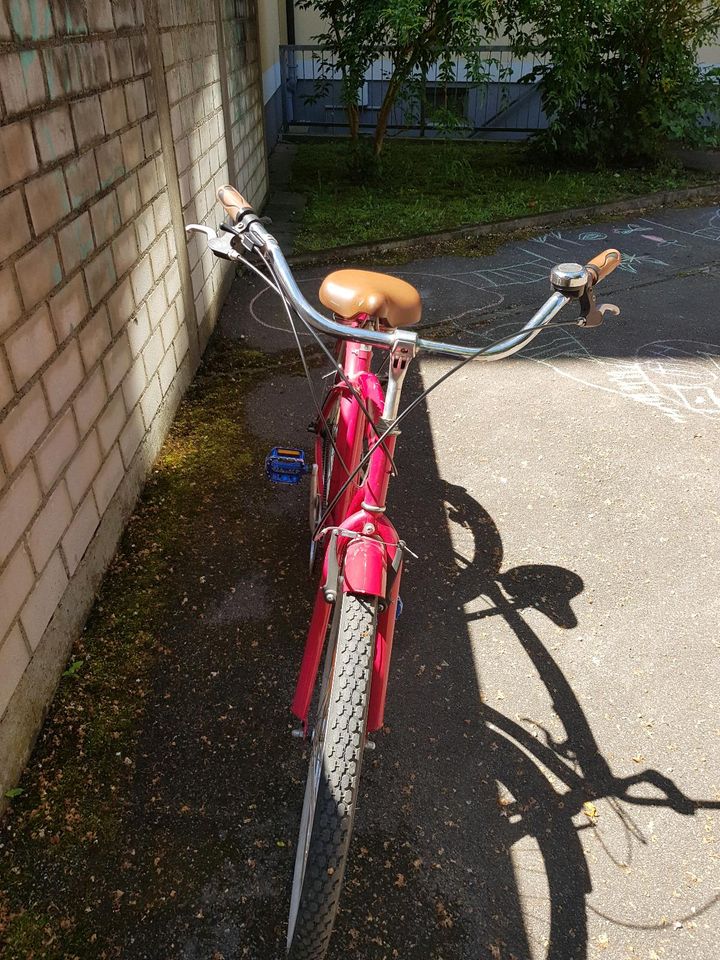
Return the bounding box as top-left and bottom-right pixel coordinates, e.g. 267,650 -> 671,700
319,269 -> 421,328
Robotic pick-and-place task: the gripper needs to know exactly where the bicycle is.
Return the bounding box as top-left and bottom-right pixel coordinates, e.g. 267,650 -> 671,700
186,185 -> 622,960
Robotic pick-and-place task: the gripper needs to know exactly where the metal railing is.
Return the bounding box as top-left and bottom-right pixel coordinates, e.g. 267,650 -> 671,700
279,45 -> 550,137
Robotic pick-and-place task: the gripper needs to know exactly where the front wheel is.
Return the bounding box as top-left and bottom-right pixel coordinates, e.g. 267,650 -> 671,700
287,593 -> 377,959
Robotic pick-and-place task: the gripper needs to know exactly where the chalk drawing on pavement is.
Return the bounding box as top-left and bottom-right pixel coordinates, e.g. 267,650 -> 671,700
525,332 -> 720,423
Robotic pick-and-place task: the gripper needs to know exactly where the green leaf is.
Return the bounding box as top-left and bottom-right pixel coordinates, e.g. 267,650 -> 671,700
63,659 -> 84,677
5,787 -> 24,799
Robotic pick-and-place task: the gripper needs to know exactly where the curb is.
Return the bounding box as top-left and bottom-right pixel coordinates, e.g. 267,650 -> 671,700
287,183 -> 720,267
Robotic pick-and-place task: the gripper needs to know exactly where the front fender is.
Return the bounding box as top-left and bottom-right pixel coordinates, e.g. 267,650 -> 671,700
342,537 -> 387,597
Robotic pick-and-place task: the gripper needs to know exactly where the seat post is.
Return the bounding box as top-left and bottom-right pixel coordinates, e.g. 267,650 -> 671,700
382,330 -> 417,421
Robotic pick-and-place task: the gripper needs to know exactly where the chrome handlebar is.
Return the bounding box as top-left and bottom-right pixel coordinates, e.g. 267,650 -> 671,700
186,217 -> 617,361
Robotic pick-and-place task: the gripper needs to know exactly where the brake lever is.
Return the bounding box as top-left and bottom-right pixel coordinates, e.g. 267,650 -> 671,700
185,223 -> 217,240
577,282 -> 620,328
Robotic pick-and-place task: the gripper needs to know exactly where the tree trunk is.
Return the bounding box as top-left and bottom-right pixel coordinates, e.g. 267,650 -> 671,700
373,72 -> 403,156
347,103 -> 360,140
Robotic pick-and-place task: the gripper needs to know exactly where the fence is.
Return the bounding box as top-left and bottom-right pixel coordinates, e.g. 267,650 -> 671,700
279,45 -> 549,137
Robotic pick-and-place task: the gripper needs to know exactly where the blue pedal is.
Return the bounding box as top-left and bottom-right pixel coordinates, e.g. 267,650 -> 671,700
265,447 -> 309,484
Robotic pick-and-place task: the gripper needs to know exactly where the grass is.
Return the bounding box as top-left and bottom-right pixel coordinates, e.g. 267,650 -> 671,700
290,140 -> 718,252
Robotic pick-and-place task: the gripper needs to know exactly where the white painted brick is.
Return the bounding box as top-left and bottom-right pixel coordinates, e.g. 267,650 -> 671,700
107,277 -> 135,335
97,390 -> 126,455
79,41 -> 110,89
73,366 -> 107,436
142,327 -> 164,379
0,545 -> 34,640
44,44 -> 82,102
78,307 -> 112,372
15,235 -> 62,310
66,150 -> 100,210
138,159 -> 160,205
0,624 -> 29,720
112,224 -> 139,278
25,168 -> 71,237
34,409 -> 79,493
0,120 -> 38,192
0,190 -> 31,262
135,205 -> 155,253
90,192 -> 122,247
130,256 -> 153,304
84,247 -> 117,309
141,115 -> 160,158
160,303 -> 179,352
10,1 -> 54,39
49,273 -> 89,343
118,404 -> 144,467
0,52 -> 45,115
34,106 -> 75,165
120,125 -> 144,172
131,34 -> 149,74
147,282 -> 168,329
43,339 -> 84,417
173,323 -> 190,367
0,268 -> 22,337
190,259 -> 204,300
21,550 -> 68,651
100,86 -> 128,136
121,360 -> 146,412
103,334 -> 132,393
158,347 -> 176,396
107,38 -> 132,82
140,373 -> 162,428
92,444 -> 123,514
65,430 -> 101,508
5,304 -> 56,390
150,233 -> 170,281
0,384 -> 50,474
125,79 -> 148,123
112,0 -> 137,29
117,173 -> 141,223
0,353 -> 13,410
95,136 -> 124,191
58,213 -> 95,275
86,0 -> 113,32
27,481 -> 73,573
126,302 -> 151,357
61,491 -> 99,575
71,95 -> 105,150
164,261 -> 181,305
0,462 -> 41,566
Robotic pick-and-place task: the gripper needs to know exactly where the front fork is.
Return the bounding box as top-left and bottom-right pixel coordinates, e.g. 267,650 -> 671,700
292,332 -> 416,734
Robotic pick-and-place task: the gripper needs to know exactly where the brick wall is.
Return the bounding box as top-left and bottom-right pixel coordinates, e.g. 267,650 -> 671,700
0,0 -> 268,800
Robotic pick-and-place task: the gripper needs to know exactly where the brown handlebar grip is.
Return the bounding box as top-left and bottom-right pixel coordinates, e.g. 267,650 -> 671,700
586,248 -> 621,283
217,184 -> 253,223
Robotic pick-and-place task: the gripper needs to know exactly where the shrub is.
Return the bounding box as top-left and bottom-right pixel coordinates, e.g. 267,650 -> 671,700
504,0 -> 720,162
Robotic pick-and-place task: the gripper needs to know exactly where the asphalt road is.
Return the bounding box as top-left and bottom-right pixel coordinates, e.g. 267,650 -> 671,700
217,205 -> 720,960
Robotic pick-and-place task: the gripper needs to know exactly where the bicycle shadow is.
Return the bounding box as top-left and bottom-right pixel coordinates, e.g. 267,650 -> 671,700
332,386 -> 720,960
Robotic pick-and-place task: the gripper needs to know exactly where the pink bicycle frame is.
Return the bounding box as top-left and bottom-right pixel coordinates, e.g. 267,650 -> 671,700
292,335 -> 404,734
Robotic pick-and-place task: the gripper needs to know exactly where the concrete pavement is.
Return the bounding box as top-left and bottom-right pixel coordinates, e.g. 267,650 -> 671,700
218,204 -> 720,959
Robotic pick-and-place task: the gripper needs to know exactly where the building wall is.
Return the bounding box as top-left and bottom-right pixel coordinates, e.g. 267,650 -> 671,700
292,4 -> 323,45
0,0 -> 267,803
257,0 -> 284,152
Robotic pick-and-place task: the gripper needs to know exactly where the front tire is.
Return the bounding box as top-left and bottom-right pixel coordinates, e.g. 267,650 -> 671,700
287,593 -> 377,959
